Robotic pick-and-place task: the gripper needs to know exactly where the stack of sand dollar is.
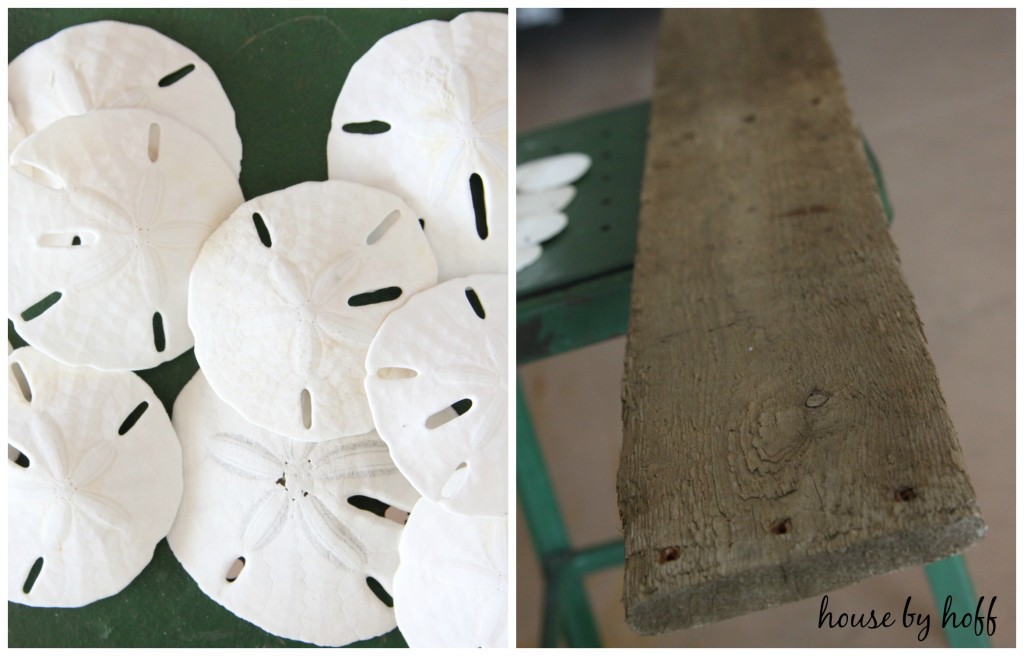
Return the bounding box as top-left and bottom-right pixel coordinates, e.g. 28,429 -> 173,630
8,13 -> 507,647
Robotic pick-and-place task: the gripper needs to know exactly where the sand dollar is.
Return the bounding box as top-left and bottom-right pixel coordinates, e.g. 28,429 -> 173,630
8,346 -> 182,608
189,180 -> 437,441
328,12 -> 508,281
394,497 -> 508,647
8,109 -> 243,371
167,371 -> 419,646
364,274 -> 507,517
9,20 -> 241,174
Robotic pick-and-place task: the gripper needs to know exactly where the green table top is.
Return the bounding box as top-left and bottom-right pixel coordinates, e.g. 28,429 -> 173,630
516,102 -> 650,299
8,7 -> 502,648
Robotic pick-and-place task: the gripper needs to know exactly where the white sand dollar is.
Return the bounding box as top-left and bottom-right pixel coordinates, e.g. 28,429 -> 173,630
516,244 -> 543,272
394,497 -> 508,647
365,274 -> 507,517
516,185 -> 576,218
189,180 -> 437,441
517,212 -> 568,247
9,101 -> 27,156
8,346 -> 182,608
168,371 -> 419,646
328,12 -> 508,282
8,109 -> 243,371
8,20 -> 241,175
516,153 -> 592,193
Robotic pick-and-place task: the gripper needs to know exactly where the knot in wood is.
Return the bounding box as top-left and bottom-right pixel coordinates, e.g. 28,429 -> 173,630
805,390 -> 830,408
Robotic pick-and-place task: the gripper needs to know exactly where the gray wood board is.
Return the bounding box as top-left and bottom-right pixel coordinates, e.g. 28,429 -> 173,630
617,8 -> 984,635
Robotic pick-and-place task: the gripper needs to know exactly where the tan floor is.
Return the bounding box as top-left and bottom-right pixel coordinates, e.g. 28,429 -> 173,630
516,9 -> 1014,647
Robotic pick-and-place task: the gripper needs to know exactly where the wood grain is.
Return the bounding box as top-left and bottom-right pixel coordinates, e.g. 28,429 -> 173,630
618,8 -> 984,635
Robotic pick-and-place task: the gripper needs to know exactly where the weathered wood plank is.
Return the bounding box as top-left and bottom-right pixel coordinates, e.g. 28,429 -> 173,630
618,8 -> 984,635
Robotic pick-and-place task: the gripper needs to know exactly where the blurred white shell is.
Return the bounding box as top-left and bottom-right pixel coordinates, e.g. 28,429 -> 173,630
516,244 -> 543,272
516,184 -> 576,218
517,212 -> 568,248
516,152 -> 591,193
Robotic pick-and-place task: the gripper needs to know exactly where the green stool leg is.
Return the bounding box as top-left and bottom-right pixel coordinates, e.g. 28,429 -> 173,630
925,555 -> 992,647
517,379 -> 602,647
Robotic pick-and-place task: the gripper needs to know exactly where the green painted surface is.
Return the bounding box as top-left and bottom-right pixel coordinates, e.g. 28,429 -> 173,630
516,102 -> 649,298
517,269 -> 632,364
8,7 -> 504,648
517,381 -> 601,646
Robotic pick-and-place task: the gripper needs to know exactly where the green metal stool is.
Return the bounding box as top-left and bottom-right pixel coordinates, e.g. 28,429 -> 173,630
516,102 -> 988,648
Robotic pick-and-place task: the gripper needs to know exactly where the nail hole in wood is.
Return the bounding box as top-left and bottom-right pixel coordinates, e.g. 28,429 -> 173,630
657,546 -> 681,564
896,486 -> 917,502
770,518 -> 792,535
